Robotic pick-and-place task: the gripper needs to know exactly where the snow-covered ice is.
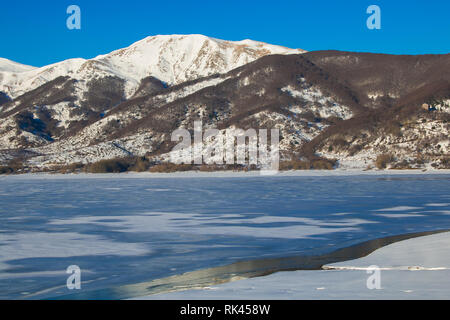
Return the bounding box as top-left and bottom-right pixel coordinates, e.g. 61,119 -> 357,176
138,232 -> 450,300
0,172 -> 449,299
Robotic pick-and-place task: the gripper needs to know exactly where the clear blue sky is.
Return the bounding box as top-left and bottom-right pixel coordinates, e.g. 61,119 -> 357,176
1,0 -> 449,67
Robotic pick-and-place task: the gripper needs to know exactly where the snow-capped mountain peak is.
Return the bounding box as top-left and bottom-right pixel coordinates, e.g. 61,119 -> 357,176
0,34 -> 305,98
95,34 -> 304,88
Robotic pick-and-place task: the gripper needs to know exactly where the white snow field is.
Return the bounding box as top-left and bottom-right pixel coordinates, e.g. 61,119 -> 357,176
0,58 -> 36,73
138,232 -> 450,300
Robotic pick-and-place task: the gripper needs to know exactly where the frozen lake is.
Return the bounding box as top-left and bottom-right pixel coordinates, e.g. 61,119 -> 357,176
0,173 -> 449,299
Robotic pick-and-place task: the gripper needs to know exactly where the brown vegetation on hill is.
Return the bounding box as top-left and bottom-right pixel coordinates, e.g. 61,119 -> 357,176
1,50 -> 449,171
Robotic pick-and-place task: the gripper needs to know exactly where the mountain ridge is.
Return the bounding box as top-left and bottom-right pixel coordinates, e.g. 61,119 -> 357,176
0,34 -> 305,99
0,36 -> 448,172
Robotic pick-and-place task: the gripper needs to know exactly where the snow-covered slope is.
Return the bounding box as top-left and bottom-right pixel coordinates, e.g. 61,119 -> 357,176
0,58 -> 87,99
0,58 -> 36,73
0,34 -> 305,98
94,34 -> 305,88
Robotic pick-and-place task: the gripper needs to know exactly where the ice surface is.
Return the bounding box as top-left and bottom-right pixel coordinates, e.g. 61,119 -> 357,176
0,172 -> 449,299
138,232 -> 450,300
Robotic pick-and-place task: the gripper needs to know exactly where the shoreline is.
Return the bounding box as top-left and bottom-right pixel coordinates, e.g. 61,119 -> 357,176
47,229 -> 449,300
2,168 -> 450,180
135,230 -> 450,300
